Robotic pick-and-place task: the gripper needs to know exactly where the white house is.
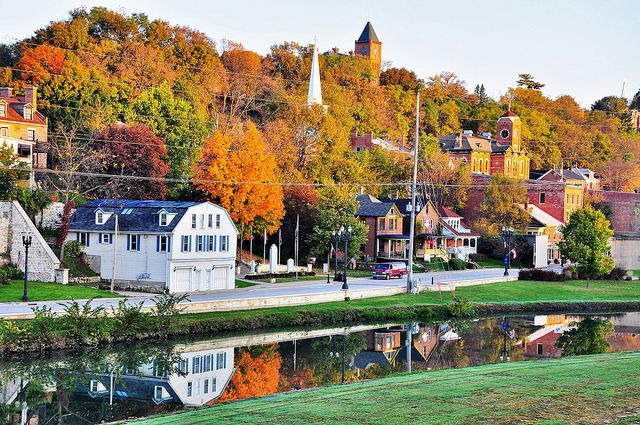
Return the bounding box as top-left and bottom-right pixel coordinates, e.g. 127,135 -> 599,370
67,200 -> 238,293
437,206 -> 479,260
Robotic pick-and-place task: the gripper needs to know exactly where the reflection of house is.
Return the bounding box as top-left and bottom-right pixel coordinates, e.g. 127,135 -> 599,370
67,200 -> 238,293
76,346 -> 235,407
524,315 -> 578,358
356,194 -> 408,261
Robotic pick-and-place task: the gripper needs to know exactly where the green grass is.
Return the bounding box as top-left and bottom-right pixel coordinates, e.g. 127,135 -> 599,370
475,257 -> 505,268
174,280 -> 640,325
235,280 -> 257,288
631,270 -> 640,277
133,351 -> 640,425
0,280 -> 120,302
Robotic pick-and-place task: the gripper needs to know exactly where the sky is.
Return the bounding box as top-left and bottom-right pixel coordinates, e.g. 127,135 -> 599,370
0,0 -> 638,107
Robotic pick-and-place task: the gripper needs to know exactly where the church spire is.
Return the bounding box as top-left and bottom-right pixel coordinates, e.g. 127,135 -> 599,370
307,42 -> 323,107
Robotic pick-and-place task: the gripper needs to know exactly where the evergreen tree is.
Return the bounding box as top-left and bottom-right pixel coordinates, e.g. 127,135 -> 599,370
516,73 -> 545,90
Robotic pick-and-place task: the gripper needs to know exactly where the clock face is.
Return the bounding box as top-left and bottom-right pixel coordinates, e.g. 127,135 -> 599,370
361,47 -> 367,55
500,129 -> 510,140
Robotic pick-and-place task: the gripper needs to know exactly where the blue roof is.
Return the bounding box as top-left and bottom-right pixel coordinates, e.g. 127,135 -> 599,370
70,199 -> 202,233
85,199 -> 200,209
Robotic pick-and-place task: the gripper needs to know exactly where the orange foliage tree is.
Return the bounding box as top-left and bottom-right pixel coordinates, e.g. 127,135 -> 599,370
18,44 -> 65,83
194,122 -> 285,234
216,345 -> 282,403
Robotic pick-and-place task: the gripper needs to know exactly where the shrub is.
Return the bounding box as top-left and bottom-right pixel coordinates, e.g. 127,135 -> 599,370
0,270 -> 8,285
29,305 -> 58,346
153,291 -> 189,318
519,269 -> 565,281
64,241 -> 82,258
0,263 -> 24,280
58,299 -> 110,344
448,258 -> 468,271
607,267 -> 628,280
447,297 -> 475,317
111,300 -> 153,340
0,319 -> 29,349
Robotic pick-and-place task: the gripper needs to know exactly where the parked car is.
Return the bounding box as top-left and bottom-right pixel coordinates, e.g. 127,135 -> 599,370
372,262 -> 407,279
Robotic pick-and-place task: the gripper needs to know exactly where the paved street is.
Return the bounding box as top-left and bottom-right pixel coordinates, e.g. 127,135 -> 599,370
0,268 -> 513,319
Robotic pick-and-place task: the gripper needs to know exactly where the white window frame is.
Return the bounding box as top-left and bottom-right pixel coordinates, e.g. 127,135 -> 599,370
0,127 -> 7,137
159,235 -> 168,252
191,214 -> 197,228
0,104 -> 5,118
204,379 -> 209,394
221,235 -> 228,252
208,214 -> 213,228
197,235 -> 204,252
216,352 -> 226,369
100,233 -> 110,244
215,214 -> 221,229
96,210 -> 104,224
159,213 -> 167,226
187,381 -> 193,397
181,235 -> 189,252
128,234 -> 139,251
79,232 -> 88,246
27,128 -> 35,141
24,107 -> 32,120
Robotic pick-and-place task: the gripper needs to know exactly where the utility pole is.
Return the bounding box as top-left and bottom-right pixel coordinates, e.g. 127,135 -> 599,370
294,214 -> 299,279
407,90 -> 420,294
110,214 -> 118,293
278,228 -> 282,265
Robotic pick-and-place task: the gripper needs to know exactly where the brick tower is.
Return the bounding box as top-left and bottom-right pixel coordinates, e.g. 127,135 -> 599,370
355,21 -> 382,85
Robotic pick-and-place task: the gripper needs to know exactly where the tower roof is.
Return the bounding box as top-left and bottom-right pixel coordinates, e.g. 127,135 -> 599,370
500,111 -> 519,118
357,22 -> 379,43
307,44 -> 323,106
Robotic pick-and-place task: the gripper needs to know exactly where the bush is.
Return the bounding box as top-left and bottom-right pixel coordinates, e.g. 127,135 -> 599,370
245,271 -> 317,280
0,263 -> 24,280
469,253 -> 488,262
58,299 -> 110,344
448,258 -> 468,271
64,241 -> 82,258
447,297 -> 475,317
519,269 -> 565,281
0,270 -> 8,285
606,267 -> 628,280
111,300 -> 153,340
153,291 -> 189,318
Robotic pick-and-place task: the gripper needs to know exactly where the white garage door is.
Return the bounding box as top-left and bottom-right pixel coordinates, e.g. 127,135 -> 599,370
174,268 -> 191,293
213,267 -> 228,290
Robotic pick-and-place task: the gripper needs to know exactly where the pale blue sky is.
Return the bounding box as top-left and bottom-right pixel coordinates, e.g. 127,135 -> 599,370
1,0 -> 638,107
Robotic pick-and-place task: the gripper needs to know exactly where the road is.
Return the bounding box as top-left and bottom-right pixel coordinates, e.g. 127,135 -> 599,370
0,268 -> 513,319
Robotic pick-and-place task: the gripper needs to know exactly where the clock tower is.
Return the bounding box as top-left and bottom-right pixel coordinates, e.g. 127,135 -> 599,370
496,110 -> 522,150
355,21 -> 382,85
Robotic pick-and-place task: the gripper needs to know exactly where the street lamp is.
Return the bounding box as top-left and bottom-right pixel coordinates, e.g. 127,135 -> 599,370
21,228 -> 32,302
340,226 -> 352,290
331,230 -> 340,281
499,317 -> 511,362
500,226 -> 514,277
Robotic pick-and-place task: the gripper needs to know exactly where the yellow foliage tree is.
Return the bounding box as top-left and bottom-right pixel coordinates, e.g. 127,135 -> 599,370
194,122 -> 285,234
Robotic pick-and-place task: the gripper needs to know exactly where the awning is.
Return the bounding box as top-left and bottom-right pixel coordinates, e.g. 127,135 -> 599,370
377,234 -> 410,240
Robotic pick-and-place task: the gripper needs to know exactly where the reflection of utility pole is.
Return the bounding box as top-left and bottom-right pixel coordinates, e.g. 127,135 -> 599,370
293,339 -> 297,371
109,369 -> 116,405
405,324 -> 413,373
341,333 -> 347,384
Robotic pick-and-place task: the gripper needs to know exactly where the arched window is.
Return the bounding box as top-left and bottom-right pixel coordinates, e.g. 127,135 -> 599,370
520,160 -> 524,176
472,158 -> 477,172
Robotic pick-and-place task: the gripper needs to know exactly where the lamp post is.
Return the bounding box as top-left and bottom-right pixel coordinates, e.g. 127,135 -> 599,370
500,226 -> 514,277
499,317 -> 511,362
21,229 -> 32,302
332,230 -> 340,281
339,225 -> 352,290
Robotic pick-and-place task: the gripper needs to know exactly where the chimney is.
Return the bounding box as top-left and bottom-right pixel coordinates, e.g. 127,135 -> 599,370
24,86 -> 36,111
0,87 -> 12,98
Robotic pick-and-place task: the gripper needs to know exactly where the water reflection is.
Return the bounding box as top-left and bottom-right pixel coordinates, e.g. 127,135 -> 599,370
2,312 -> 640,424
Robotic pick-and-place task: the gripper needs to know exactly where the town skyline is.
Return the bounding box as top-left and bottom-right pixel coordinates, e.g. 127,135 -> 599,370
1,0 -> 637,107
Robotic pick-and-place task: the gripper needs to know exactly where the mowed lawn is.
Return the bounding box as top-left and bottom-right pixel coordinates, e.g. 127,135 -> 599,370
176,280 -> 640,325
0,280 -> 120,302
133,351 -> 640,425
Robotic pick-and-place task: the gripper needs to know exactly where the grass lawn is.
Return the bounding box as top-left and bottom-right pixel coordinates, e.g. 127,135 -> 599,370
175,280 -> 640,325
631,270 -> 640,277
133,351 -> 640,425
0,280 -> 120,302
235,280 -> 257,288
474,257 -> 505,268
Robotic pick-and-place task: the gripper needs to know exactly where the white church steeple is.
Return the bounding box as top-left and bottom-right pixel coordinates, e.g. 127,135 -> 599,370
307,42 -> 323,107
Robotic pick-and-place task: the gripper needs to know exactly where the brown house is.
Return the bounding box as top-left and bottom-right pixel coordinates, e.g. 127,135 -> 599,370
356,194 -> 408,261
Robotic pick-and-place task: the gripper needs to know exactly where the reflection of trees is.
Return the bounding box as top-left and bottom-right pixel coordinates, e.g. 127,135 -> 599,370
307,333 -> 367,385
556,317 -> 614,356
429,340 -> 470,370
216,344 -> 282,403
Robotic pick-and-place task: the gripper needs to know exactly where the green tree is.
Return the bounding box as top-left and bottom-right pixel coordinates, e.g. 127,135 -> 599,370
0,142 -> 28,199
556,317 -> 614,356
307,187 -> 368,258
516,73 -> 545,90
473,84 -> 488,104
477,174 -> 530,236
558,207 -> 615,286
630,88 -> 640,110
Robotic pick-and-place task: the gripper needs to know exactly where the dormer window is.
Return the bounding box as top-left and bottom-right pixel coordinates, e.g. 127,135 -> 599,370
96,210 -> 104,224
160,212 -> 168,226
24,107 -> 32,120
0,103 -> 5,117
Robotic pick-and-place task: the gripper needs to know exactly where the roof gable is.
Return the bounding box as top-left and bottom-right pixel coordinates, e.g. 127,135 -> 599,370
357,22 -> 380,42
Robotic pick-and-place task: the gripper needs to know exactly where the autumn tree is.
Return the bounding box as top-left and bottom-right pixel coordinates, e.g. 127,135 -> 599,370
195,122 -> 284,234
477,174 -> 530,236
558,206 -> 615,286
380,67 -> 422,91
516,73 -> 545,90
92,123 -> 170,199
216,345 -> 281,403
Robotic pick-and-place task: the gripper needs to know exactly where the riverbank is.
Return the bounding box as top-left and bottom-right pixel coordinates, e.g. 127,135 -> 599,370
0,280 -> 120,302
2,280 -> 640,354
131,350 -> 640,424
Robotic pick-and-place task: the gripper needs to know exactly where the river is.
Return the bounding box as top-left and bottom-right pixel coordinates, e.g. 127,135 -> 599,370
1,311 -> 639,424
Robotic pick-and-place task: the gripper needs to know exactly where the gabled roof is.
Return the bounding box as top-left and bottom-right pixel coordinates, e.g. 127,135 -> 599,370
525,204 -> 563,227
356,194 -> 397,217
0,96 -> 46,126
357,22 -> 380,43
500,111 -> 519,118
437,206 -> 461,218
70,199 -> 200,233
439,219 -> 480,237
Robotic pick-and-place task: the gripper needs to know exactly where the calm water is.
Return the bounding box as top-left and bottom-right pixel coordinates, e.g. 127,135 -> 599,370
1,311 -> 639,424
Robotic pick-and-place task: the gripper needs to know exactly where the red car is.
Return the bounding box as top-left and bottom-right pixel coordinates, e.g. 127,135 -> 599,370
372,262 -> 407,279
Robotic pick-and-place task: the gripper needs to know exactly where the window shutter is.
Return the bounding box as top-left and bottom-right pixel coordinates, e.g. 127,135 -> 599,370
86,233 -> 90,247
219,235 -> 222,251
76,233 -> 79,242
127,235 -> 130,251
188,235 -> 192,252
168,236 -> 171,252
156,236 -> 160,252
109,234 -> 113,244
137,235 -> 141,251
